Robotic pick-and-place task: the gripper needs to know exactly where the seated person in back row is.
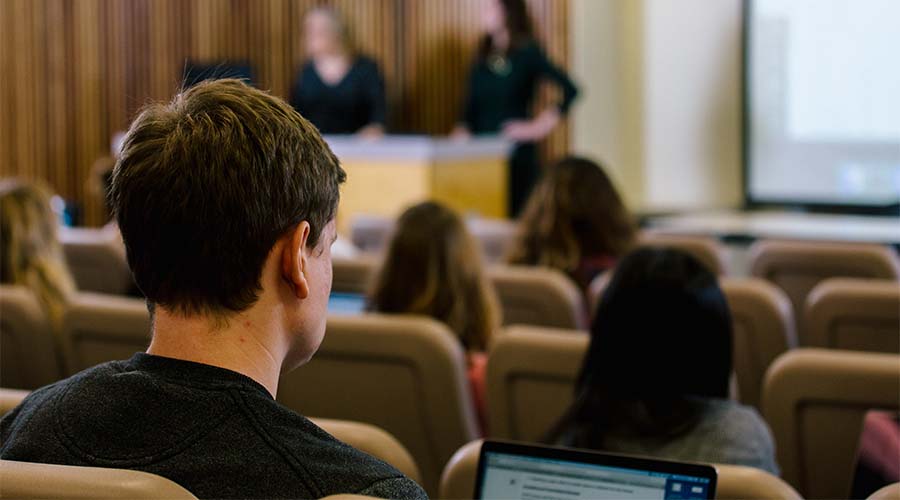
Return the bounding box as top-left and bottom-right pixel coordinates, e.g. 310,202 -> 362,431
0,79 -> 426,500
545,247 -> 779,474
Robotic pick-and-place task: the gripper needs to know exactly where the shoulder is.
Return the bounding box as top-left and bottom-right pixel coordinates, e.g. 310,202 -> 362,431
695,399 -> 779,473
353,55 -> 381,74
237,395 -> 422,497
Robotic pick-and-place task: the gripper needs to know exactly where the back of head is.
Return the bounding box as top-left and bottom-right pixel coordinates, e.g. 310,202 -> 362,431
369,201 -> 499,351
508,156 -> 636,272
0,179 -> 75,324
547,247 -> 733,446
111,78 -> 345,318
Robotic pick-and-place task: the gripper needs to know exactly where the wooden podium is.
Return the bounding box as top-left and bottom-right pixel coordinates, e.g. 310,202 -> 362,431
325,136 -> 512,235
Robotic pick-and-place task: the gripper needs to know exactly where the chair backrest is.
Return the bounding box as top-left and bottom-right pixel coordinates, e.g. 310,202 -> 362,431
61,293 -> 150,375
763,348 -> 900,499
59,226 -> 134,296
868,482 -> 900,500
332,256 -> 379,294
0,286 -> 62,389
0,388 -> 30,417
486,326 -> 587,441
488,265 -> 587,330
748,240 -> 900,328
720,278 -> 797,408
311,418 -> 422,485
0,460 -> 197,499
641,232 -> 728,276
804,278 -> 900,353
439,440 -> 802,500
276,314 -> 479,495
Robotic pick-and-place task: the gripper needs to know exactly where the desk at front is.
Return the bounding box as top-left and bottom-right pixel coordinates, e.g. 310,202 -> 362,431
325,136 -> 511,234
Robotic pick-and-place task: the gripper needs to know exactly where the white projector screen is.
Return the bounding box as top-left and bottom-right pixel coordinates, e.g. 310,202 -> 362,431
745,0 -> 900,208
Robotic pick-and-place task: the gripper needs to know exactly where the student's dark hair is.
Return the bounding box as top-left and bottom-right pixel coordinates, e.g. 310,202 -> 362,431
545,247 -> 733,448
110,78 -> 346,317
478,0 -> 535,59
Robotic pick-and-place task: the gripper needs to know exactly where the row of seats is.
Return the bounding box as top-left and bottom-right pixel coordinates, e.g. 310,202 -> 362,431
3,387 -> 898,500
2,293 -> 896,497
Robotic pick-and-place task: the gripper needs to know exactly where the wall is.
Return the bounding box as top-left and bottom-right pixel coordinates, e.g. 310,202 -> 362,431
570,0 -> 743,211
0,0 -> 570,226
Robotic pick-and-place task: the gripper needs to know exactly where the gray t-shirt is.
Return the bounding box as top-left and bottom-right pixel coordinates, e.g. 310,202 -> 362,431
603,399 -> 779,475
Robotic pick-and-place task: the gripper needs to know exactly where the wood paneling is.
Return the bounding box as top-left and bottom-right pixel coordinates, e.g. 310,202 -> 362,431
0,0 -> 571,226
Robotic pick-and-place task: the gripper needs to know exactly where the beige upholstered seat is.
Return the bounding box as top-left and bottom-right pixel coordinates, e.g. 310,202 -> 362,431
868,482 -> 900,500
641,232 -> 728,275
311,418 -> 422,485
59,226 -> 134,295
721,278 -> 797,408
0,286 -> 63,389
486,325 -> 587,441
61,293 -> 150,374
804,278 -> 900,353
439,440 -> 802,500
276,314 -> 478,495
748,240 -> 900,330
0,460 -> 197,499
763,349 -> 900,499
0,388 -> 30,417
332,256 -> 379,294
488,265 -> 587,330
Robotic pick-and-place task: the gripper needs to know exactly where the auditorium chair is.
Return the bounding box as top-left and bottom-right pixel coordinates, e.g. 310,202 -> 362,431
0,286 -> 64,390
763,349 -> 900,499
59,226 -> 134,296
804,278 -> 900,353
640,232 -> 728,276
0,460 -> 197,499
439,440 -> 803,500
0,388 -> 30,417
486,325 -> 587,441
720,278 -> 797,408
276,314 -> 479,495
488,265 -> 587,330
748,239 -> 900,331
332,256 -> 379,294
61,293 -> 150,374
311,418 -> 422,485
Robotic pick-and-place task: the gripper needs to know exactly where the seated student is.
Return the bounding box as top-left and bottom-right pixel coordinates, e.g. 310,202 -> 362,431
506,156 -> 636,293
0,179 -> 76,329
368,201 -> 500,433
0,79 -> 426,500
545,247 -> 779,474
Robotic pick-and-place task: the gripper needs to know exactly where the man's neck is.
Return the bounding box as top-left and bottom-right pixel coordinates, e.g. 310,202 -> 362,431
147,306 -> 286,398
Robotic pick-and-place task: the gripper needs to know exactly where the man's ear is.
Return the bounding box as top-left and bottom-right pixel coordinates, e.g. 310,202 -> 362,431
281,222 -> 311,299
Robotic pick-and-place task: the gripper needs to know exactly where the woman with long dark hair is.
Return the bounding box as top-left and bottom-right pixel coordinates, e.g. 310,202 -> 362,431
545,248 -> 779,474
452,0 -> 578,216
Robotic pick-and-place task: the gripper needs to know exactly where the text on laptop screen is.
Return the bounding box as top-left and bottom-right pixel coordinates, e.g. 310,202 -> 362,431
480,452 -> 711,500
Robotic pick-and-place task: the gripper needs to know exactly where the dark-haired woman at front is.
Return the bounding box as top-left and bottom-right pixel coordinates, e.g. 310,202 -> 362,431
545,248 -> 779,474
452,0 -> 578,217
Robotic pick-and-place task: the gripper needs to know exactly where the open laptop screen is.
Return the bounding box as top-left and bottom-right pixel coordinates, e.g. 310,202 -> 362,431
475,441 -> 716,500
327,292 -> 367,315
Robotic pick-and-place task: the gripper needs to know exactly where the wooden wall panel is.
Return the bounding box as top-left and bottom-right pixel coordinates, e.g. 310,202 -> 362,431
0,0 -> 571,226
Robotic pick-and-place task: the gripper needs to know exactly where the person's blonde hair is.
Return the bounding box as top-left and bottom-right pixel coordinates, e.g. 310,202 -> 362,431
507,156 -> 636,274
369,201 -> 500,352
0,179 -> 76,326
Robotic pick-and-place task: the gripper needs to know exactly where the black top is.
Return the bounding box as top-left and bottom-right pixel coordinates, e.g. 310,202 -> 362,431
290,56 -> 387,134
461,41 -> 579,135
0,353 -> 426,500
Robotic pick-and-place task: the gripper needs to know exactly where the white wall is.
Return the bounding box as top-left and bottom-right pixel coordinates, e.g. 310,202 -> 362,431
570,0 -> 743,212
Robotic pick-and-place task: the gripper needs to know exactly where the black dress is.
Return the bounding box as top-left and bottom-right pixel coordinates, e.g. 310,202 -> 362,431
290,56 -> 387,134
461,41 -> 578,216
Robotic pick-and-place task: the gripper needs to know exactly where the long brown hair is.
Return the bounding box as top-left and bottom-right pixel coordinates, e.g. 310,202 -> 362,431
507,156 -> 636,274
478,0 -> 535,59
0,179 -> 76,326
369,201 -> 500,352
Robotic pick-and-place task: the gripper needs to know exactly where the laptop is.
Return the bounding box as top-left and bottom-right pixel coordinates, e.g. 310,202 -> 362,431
474,441 -> 717,500
327,292 -> 367,315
